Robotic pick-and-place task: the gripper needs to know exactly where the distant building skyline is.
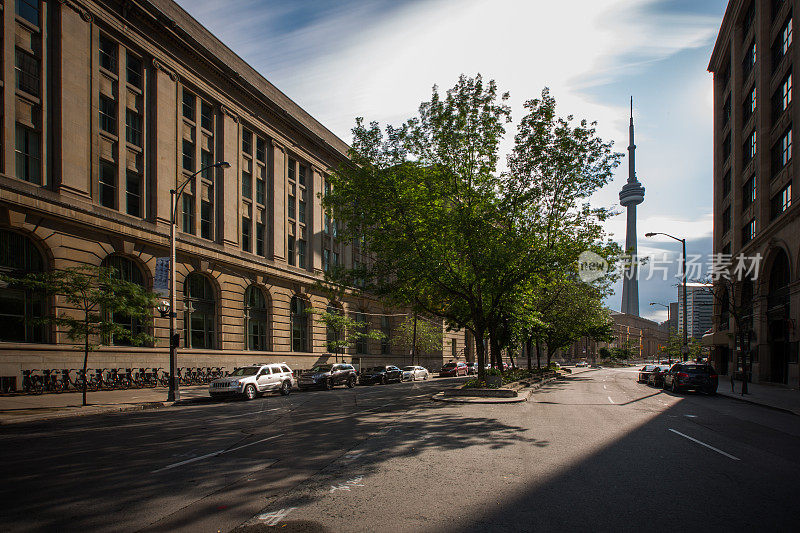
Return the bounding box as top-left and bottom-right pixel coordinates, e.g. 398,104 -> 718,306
678,283 -> 713,340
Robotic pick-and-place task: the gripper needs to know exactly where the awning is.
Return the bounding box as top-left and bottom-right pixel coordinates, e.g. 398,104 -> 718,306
701,330 -> 730,346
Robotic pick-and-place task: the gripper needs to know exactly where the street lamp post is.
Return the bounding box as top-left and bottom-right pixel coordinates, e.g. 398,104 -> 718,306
161,161 -> 229,402
645,232 -> 688,362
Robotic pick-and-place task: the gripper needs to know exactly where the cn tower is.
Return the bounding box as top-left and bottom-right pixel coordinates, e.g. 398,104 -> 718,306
619,98 -> 645,316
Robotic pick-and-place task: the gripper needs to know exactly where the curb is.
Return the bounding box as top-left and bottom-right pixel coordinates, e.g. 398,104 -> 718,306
716,390 -> 800,417
432,377 -> 556,404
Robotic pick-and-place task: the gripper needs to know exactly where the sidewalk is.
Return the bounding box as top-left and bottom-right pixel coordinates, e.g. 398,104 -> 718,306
717,378 -> 800,416
0,385 -> 211,425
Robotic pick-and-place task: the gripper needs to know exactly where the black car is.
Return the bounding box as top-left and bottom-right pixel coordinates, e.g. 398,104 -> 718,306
359,365 -> 403,385
647,365 -> 671,388
638,364 -> 659,383
663,363 -> 718,394
298,363 -> 357,390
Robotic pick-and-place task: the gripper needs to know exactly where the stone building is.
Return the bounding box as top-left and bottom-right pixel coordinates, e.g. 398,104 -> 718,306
561,311 -> 668,362
0,0 -> 467,387
708,0 -> 799,386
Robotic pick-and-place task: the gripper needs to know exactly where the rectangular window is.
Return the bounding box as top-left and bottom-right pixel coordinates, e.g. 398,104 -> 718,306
14,124 -> 40,185
722,133 -> 731,161
722,169 -> 731,198
721,206 -> 731,235
774,70 -> 792,119
201,150 -> 213,180
782,16 -> 793,55
722,242 -> 731,256
182,140 -> 195,172
324,214 -> 331,235
99,96 -> 117,135
256,222 -> 265,257
744,131 -> 757,164
381,316 -> 391,354
242,171 -> 252,199
242,216 -> 252,252
182,194 -> 195,234
299,199 -> 306,224
743,86 -> 756,122
771,182 -> 792,219
288,158 -> 296,181
298,164 -> 307,186
742,218 -> 756,244
256,177 -> 266,204
288,192 -> 296,220
287,236 -> 295,266
323,249 -> 330,272
125,171 -> 142,217
782,127 -> 792,167
297,239 -> 306,268
125,109 -> 142,146
15,49 -> 39,97
200,101 -> 213,131
99,161 -> 117,209
242,129 -> 252,154
200,200 -> 213,240
126,52 -> 142,88
743,174 -> 757,210
99,35 -> 117,72
743,41 -> 756,77
16,0 -> 40,26
182,90 -> 195,121
256,137 -> 266,162
333,251 -> 340,266
722,95 -> 731,127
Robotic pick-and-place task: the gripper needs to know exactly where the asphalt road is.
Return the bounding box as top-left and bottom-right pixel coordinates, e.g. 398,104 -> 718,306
1,369 -> 799,532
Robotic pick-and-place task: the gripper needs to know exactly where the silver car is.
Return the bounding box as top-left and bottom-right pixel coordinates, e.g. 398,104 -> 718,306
401,366 -> 430,381
209,363 -> 294,400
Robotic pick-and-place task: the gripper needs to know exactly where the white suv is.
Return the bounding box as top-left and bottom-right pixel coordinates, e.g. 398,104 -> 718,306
209,363 -> 294,400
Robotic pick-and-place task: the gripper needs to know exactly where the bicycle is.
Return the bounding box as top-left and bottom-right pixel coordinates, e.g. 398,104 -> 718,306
22,369 -> 44,394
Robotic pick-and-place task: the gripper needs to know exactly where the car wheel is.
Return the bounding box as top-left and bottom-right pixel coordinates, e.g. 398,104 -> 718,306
244,384 -> 257,400
381,375 -> 387,385
324,378 -> 333,390
424,373 -> 429,380
347,376 -> 356,388
280,380 -> 291,396
672,381 -> 678,393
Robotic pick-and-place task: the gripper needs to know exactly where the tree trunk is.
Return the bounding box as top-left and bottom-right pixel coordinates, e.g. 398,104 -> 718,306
475,329 -> 487,383
536,340 -> 542,369
490,336 -> 502,372
526,336 -> 533,370
546,343 -> 553,367
82,321 -> 89,407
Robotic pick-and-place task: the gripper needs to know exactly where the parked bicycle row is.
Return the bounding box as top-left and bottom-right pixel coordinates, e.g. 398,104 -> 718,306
17,367 -> 230,394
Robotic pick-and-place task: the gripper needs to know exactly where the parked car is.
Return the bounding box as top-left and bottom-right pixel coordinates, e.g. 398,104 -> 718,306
638,364 -> 659,383
359,365 -> 403,385
647,365 -> 671,388
402,366 -> 430,381
663,363 -> 718,394
440,361 -> 468,377
576,361 -> 588,367
298,363 -> 357,390
209,363 -> 294,400
466,362 -> 479,375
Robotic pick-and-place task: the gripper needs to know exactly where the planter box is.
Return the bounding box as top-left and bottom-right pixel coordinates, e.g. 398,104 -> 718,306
443,387 -> 518,398
486,375 -> 503,388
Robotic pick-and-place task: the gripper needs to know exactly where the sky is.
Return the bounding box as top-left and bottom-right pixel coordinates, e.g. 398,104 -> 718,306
176,0 -> 729,322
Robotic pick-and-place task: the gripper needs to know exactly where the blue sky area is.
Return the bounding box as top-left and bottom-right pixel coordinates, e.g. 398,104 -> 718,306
176,0 -> 730,322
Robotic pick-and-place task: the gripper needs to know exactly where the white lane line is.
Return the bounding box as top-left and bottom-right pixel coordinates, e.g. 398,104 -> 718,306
668,429 -> 740,461
151,433 -> 284,473
607,396 -> 614,404
603,385 -> 607,390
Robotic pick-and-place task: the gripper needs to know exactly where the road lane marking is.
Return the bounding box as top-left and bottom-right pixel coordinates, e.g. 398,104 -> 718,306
220,408 -> 280,419
607,396 -> 614,404
668,429 -> 740,461
603,385 -> 607,390
151,433 -> 284,472
258,507 -> 296,525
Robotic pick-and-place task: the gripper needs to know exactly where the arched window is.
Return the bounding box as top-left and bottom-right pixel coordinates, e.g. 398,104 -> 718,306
245,286 -> 269,351
102,255 -> 145,345
290,296 -> 308,352
0,229 -> 46,342
354,311 -> 367,354
767,251 -> 791,310
184,273 -> 215,349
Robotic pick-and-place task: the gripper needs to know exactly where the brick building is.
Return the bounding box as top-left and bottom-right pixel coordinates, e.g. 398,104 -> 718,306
0,0 -> 467,386
708,0 -> 799,386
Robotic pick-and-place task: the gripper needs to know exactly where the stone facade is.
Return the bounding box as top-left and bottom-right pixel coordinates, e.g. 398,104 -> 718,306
0,0 -> 467,387
709,0 -> 800,386
561,311 -> 668,362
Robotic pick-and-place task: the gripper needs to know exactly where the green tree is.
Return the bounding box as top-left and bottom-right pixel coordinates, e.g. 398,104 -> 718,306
3,266 -> 158,406
311,306 -> 386,362
324,76 -> 620,383
393,315 -> 443,364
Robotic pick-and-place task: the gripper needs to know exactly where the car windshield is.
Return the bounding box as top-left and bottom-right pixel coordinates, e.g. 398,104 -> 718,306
443,363 -> 457,368
229,367 -> 260,376
310,365 -> 332,372
643,365 -> 656,371
402,367 -> 415,371
365,367 -> 385,372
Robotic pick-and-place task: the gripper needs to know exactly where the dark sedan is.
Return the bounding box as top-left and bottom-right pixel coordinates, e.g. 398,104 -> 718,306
359,365 -> 403,385
663,363 -> 718,394
637,364 -> 659,383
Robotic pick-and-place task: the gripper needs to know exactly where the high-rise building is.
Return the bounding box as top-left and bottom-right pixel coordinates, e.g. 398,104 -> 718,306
678,284 -> 714,340
620,100 -> 645,316
708,0 -> 798,385
0,0 -> 467,388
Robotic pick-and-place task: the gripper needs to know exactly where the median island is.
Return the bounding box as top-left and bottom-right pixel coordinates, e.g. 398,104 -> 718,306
433,367 -> 561,403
